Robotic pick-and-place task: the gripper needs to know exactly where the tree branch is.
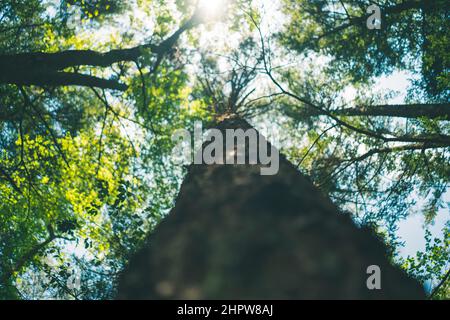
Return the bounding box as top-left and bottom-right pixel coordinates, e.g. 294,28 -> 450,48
0,14 -> 201,90
429,268 -> 450,299
346,142 -> 449,163
1,226 -> 57,285
320,104 -> 450,120
0,165 -> 23,195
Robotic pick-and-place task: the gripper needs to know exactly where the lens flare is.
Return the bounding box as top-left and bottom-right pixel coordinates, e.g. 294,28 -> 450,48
197,0 -> 227,19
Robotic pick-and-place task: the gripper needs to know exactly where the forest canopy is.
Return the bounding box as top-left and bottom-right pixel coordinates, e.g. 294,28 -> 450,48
0,0 -> 448,299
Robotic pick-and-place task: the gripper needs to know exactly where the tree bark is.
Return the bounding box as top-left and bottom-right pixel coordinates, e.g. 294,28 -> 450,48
117,116 -> 425,299
0,71 -> 128,91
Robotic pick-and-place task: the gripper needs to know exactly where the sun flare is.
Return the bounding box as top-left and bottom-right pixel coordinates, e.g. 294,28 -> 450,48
197,0 -> 227,20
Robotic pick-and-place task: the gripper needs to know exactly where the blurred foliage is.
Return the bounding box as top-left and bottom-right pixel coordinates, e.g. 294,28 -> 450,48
401,223 -> 449,299
279,0 -> 449,101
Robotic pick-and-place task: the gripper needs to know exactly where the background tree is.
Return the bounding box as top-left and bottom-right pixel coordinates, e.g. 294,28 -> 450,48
279,0 -> 449,100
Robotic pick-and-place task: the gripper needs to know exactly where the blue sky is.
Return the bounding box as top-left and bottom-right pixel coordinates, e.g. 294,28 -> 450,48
373,71 -> 448,259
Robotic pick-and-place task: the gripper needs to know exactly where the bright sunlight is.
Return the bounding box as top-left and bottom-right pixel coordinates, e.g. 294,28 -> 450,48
197,0 -> 228,20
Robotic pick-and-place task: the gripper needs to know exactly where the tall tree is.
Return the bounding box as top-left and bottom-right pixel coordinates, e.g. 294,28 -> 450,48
117,116 -> 425,299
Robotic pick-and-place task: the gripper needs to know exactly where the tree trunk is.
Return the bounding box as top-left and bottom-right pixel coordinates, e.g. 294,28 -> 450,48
117,116 -> 425,299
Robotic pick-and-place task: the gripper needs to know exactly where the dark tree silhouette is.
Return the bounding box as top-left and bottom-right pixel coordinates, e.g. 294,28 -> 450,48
117,116 -> 425,299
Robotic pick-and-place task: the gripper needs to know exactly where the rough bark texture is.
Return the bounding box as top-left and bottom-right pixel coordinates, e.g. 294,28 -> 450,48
117,117 -> 425,299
